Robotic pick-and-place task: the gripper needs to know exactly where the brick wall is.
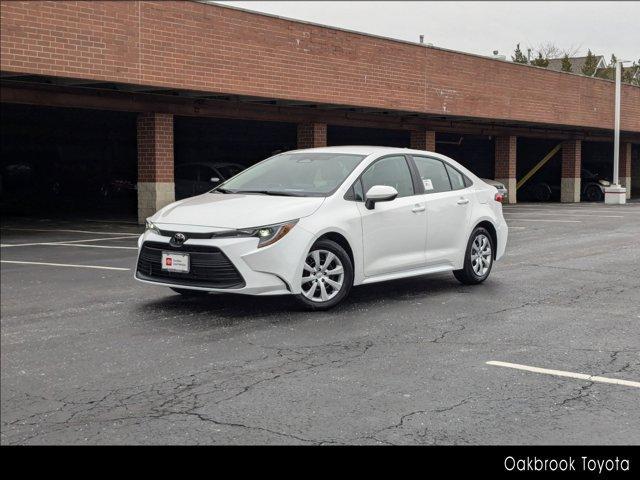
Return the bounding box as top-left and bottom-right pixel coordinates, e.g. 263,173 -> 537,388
620,143 -> 632,178
1,1 -> 639,133
297,123 -> 327,148
137,112 -> 173,182
562,140 -> 582,178
410,130 -> 436,151
494,136 -> 517,178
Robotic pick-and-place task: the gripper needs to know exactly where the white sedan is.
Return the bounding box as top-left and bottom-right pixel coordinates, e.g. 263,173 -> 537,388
136,146 -> 508,309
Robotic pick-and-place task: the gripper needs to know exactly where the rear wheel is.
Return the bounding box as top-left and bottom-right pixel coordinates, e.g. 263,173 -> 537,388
294,239 -> 353,310
170,287 -> 210,297
453,227 -> 494,285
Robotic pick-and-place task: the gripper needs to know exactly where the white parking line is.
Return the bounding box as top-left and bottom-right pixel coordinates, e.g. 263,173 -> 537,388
503,207 -> 639,213
84,219 -> 139,225
1,235 -> 137,248
504,212 -> 623,218
503,209 -> 637,215
1,227 -> 140,236
486,361 -> 640,388
503,203 -> 638,206
1,260 -> 130,271
503,205 -> 636,208
37,243 -> 138,250
506,219 -> 582,223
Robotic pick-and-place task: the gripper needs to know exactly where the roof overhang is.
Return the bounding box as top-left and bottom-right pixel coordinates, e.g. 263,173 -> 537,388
2,72 -> 638,143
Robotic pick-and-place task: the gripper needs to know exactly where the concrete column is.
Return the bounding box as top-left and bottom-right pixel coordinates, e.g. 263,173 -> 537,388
137,113 -> 175,224
297,123 -> 327,148
410,129 -> 436,151
494,136 -> 517,204
619,142 -> 632,199
561,140 -> 581,203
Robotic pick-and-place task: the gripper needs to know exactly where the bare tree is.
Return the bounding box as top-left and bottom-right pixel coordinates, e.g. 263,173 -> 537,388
528,42 -> 561,60
526,42 -> 581,61
561,44 -> 581,58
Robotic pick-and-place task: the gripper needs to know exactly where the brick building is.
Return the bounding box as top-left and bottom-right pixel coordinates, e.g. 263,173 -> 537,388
1,1 -> 639,222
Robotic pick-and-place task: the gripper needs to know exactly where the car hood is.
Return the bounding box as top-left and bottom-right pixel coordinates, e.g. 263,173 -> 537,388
151,193 -> 325,229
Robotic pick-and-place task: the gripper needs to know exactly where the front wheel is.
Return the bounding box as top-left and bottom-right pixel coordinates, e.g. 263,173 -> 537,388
584,184 -> 603,202
453,227 -> 494,285
294,239 -> 354,310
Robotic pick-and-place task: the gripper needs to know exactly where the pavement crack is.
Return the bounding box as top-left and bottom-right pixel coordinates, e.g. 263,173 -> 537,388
558,381 -> 594,407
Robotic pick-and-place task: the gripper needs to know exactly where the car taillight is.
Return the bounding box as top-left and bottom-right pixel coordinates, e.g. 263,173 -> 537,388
494,193 -> 504,203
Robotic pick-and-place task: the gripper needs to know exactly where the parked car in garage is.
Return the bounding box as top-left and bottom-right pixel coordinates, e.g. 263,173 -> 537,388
137,147 -> 508,310
519,168 -> 611,202
519,181 -> 558,202
481,178 -> 508,201
98,178 -> 137,201
175,161 -> 245,199
581,168 -> 611,202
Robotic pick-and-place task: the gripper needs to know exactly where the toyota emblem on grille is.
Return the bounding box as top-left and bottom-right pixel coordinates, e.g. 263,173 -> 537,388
171,232 -> 186,246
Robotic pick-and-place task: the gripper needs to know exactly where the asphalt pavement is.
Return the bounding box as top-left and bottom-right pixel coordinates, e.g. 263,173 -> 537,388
1,202 -> 639,445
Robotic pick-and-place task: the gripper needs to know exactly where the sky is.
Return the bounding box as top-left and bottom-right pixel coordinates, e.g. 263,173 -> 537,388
215,1 -> 639,63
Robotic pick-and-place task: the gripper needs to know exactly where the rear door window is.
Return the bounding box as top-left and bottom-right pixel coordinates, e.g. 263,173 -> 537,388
412,156 -> 452,193
445,163 -> 466,190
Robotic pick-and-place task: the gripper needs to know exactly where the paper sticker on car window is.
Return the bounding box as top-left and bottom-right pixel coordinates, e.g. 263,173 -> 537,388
423,179 -> 434,191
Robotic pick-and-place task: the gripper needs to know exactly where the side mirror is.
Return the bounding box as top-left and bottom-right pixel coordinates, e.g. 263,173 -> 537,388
365,185 -> 398,210
210,177 -> 220,183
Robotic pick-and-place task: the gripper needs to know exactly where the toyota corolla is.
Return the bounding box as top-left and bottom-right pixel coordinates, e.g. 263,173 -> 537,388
135,146 -> 508,309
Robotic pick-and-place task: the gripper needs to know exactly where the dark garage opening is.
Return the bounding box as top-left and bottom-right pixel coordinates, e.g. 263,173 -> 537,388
174,116 -> 297,200
633,144 -> 640,198
435,133 -> 494,179
327,125 -> 409,148
516,138 -> 563,202
582,141 -> 614,180
1,103 -> 137,219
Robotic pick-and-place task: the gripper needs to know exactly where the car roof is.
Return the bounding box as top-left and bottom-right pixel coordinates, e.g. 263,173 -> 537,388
285,146 -> 480,181
287,145 -> 434,156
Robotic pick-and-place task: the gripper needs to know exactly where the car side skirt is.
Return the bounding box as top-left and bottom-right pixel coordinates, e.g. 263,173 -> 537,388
359,264 -> 454,285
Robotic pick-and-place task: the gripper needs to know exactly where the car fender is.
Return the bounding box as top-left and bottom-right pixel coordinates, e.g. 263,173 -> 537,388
467,199 -> 502,254
295,201 -> 364,287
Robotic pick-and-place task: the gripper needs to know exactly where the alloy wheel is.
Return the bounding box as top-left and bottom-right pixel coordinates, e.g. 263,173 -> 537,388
471,234 -> 492,276
301,249 -> 345,302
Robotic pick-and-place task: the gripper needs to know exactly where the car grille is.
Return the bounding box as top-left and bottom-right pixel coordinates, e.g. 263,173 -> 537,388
136,241 -> 245,289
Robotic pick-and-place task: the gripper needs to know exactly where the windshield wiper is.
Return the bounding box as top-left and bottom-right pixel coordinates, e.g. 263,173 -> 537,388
233,190 -> 305,197
214,187 -> 232,194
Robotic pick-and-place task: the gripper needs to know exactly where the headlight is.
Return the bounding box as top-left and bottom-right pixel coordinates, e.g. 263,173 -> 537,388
242,220 -> 298,248
145,219 -> 160,234
598,179 -> 610,186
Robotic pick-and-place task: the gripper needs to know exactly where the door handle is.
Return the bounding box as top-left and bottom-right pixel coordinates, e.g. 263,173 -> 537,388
457,198 -> 470,205
411,205 -> 426,213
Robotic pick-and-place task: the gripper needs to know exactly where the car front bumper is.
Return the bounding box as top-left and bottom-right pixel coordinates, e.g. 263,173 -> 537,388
134,224 -> 315,296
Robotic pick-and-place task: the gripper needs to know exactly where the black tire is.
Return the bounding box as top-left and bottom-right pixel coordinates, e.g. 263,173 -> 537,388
170,287 -> 210,297
584,184 -> 603,202
294,239 -> 354,311
453,227 -> 494,285
534,183 -> 552,202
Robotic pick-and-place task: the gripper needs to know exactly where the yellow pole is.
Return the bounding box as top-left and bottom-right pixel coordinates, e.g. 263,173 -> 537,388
516,143 -> 562,190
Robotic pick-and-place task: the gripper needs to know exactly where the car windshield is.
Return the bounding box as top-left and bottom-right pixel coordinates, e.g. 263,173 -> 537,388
215,152 -> 365,196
